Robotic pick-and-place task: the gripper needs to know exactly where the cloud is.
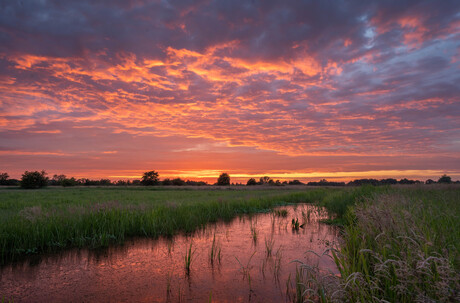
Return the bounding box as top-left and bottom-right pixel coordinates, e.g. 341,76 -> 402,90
0,0 -> 459,179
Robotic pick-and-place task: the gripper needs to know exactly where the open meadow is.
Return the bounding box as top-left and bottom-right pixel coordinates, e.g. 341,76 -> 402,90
0,185 -> 459,301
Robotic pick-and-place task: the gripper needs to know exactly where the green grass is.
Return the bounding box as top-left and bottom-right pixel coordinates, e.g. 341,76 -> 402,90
300,185 -> 460,302
0,186 -> 344,264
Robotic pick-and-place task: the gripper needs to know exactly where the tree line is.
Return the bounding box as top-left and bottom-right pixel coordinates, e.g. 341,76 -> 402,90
0,170 -> 456,189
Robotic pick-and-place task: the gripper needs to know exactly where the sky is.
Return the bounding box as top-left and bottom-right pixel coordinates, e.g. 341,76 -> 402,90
0,0 -> 459,183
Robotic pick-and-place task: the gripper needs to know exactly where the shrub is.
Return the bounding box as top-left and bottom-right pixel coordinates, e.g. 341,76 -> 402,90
217,173 -> 230,185
20,170 -> 49,189
246,178 -> 257,186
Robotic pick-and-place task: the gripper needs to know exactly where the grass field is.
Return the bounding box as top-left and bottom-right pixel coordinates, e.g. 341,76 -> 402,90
1,185 -> 459,301
307,185 -> 460,302
0,186 -> 341,264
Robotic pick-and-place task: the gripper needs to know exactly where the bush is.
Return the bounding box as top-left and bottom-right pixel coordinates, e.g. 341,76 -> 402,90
20,170 -> 49,189
246,178 -> 257,186
217,173 -> 230,185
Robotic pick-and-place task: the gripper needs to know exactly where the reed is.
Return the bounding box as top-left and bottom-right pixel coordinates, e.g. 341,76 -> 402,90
209,232 -> 221,266
184,241 -> 194,274
264,237 -> 275,257
235,251 -> 257,290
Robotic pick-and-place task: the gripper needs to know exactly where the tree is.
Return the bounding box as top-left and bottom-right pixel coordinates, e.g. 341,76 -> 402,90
438,174 -> 452,184
61,177 -> 77,187
246,178 -> 257,186
162,178 -> 172,185
259,176 -> 271,184
172,178 -> 186,186
217,173 -> 230,185
141,170 -> 160,185
0,172 -> 9,185
21,170 -> 49,189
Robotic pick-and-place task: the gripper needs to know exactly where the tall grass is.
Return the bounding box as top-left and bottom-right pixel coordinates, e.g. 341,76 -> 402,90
0,187 -> 335,264
297,185 -> 460,302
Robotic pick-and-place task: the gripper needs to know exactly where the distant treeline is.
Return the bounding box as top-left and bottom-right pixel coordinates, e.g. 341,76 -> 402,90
0,171 -> 457,189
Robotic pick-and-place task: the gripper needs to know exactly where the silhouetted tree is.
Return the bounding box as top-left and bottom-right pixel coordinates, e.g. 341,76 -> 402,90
259,176 -> 271,184
288,180 -> 303,185
438,174 -> 452,184
61,177 -> 77,187
99,179 -> 112,186
398,178 -> 416,185
141,171 -> 160,186
217,173 -> 230,185
162,178 -> 172,185
246,178 -> 257,186
172,178 -> 186,186
185,180 -> 207,186
21,170 -> 49,189
0,172 -> 9,185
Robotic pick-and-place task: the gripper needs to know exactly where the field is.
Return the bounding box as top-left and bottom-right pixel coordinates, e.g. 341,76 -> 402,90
0,185 -> 459,302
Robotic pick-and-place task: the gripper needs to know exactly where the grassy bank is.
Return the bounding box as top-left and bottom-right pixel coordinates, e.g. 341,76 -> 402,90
0,186 -> 342,264
303,185 -> 460,302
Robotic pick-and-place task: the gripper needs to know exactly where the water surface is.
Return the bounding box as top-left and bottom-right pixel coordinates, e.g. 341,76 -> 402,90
0,204 -> 339,302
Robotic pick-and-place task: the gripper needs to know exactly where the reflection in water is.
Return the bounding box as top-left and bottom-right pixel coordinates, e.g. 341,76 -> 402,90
0,204 -> 339,302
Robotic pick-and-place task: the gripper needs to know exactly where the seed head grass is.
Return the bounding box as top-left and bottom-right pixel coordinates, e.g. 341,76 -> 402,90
295,185 -> 460,302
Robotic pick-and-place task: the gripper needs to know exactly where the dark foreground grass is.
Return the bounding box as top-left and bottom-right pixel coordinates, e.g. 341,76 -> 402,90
0,186 -> 341,264
300,185 -> 460,302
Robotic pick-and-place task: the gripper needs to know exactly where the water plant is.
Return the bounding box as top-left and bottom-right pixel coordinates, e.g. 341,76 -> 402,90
184,241 -> 194,274
235,251 -> 257,290
264,237 -> 275,257
209,232 -> 221,266
250,225 -> 258,243
273,209 -> 288,217
273,247 -> 282,279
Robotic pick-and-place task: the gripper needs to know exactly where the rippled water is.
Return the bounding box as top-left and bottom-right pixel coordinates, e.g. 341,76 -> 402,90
0,204 -> 339,302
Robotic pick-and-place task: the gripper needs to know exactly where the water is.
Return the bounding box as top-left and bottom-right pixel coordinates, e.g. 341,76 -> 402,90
0,204 -> 339,302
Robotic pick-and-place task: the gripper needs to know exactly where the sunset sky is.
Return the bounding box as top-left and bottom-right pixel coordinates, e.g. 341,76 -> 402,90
1,0 -> 459,183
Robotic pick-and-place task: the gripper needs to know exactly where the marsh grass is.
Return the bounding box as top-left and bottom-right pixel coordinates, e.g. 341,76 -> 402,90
236,251 -> 257,290
250,224 -> 258,244
273,209 -> 288,217
264,237 -> 275,257
209,233 -> 221,266
184,241 -> 194,274
296,185 -> 460,302
0,187 -> 337,264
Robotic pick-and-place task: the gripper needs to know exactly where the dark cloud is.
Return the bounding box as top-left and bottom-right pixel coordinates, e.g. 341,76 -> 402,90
0,0 -> 459,179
